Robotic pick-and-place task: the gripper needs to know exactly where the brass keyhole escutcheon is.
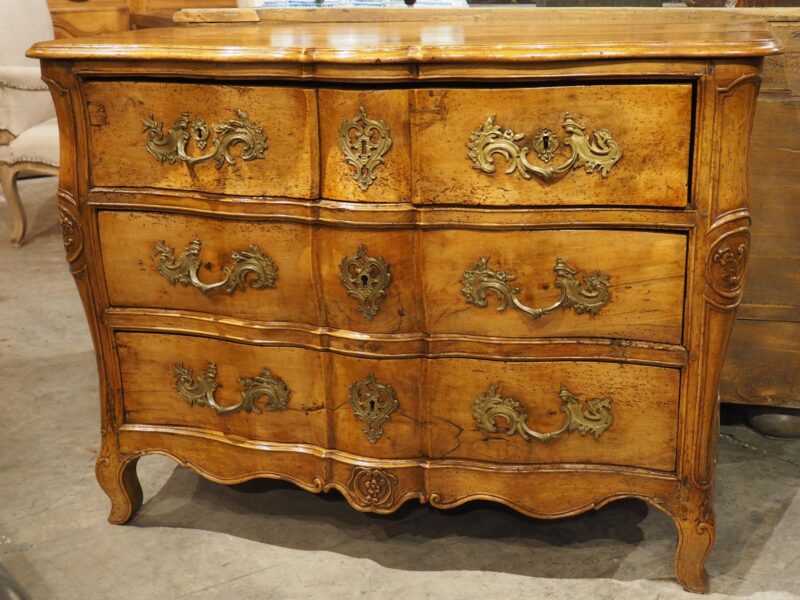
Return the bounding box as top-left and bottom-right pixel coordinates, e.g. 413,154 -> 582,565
349,374 -> 399,444
339,245 -> 392,320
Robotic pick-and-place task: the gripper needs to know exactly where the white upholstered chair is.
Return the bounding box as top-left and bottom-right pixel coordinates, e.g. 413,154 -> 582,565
0,0 -> 59,246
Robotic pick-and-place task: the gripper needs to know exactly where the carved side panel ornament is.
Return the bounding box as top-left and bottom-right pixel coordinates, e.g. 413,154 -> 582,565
173,362 -> 290,416
154,238 -> 278,295
339,245 -> 392,320
707,232 -> 749,298
338,106 -> 392,191
58,206 -> 83,264
473,384 -> 613,442
143,109 -> 267,171
347,467 -> 398,509
467,113 -> 622,181
348,374 -> 399,443
462,256 -> 611,321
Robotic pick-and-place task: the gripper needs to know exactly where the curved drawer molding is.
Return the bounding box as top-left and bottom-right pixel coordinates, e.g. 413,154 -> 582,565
349,373 -> 399,444
339,244 -> 392,320
473,383 -> 613,442
338,106 -> 392,191
467,113 -> 622,181
154,238 -> 278,295
173,362 -> 290,416
461,256 -> 611,321
143,109 -> 268,170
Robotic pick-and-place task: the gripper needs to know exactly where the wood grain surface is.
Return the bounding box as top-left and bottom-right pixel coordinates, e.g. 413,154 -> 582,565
412,84 -> 693,207
84,81 -> 319,198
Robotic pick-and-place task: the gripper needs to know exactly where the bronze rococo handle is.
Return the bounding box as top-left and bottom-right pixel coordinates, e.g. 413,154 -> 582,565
461,256 -> 611,320
143,108 -> 268,171
173,362 -> 290,416
467,113 -> 622,181
153,238 -> 278,295
473,383 -> 613,442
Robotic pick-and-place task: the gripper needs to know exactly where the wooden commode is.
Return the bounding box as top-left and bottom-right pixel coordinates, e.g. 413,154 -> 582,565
29,8 -> 780,593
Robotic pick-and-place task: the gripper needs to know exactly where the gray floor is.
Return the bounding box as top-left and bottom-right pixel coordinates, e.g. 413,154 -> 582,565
1,177 -> 799,600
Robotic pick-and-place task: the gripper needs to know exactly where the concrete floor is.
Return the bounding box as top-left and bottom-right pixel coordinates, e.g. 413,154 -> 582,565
1,177 -> 799,600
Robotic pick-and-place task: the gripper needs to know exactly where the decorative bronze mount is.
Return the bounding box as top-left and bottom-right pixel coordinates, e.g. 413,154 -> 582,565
467,113 -> 622,181
153,238 -> 277,295
143,108 -> 267,170
338,106 -> 392,191
173,362 -> 290,416
339,245 -> 392,320
461,256 -> 611,321
348,373 -> 399,444
473,383 -> 613,442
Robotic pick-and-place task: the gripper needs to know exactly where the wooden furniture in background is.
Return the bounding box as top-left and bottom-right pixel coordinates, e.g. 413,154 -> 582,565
47,0 -> 130,38
29,9 -> 778,592
719,8 -> 800,433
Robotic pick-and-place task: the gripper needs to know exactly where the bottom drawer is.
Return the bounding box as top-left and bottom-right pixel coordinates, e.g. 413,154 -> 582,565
427,360 -> 679,472
116,332 -> 679,471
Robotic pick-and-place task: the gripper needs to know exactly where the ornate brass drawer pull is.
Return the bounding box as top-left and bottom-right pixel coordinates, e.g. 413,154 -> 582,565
473,384 -> 613,442
467,113 -> 622,181
349,373 -> 399,443
338,106 -> 392,191
173,362 -> 290,416
339,245 -> 392,320
153,238 -> 277,295
143,109 -> 267,170
462,256 -> 610,320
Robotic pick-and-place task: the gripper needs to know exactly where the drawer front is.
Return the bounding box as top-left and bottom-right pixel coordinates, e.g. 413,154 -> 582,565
422,228 -> 687,345
117,333 -> 423,458
117,333 -> 327,446
412,84 -> 692,207
118,332 -> 677,471
319,89 -> 411,203
99,211 -> 318,324
428,359 -> 679,472
84,81 -> 319,198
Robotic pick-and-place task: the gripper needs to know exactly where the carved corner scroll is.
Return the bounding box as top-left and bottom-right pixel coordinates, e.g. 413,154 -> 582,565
473,383 -> 613,442
467,113 -> 622,181
339,245 -> 392,320
347,467 -> 398,509
173,362 -> 290,416
461,256 -> 610,321
143,109 -> 267,170
338,106 -> 392,191
348,374 -> 399,444
154,238 -> 277,295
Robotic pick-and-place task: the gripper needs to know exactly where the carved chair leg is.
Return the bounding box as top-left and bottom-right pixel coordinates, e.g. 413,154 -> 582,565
673,511 -> 716,593
0,164 -> 26,247
95,449 -> 143,525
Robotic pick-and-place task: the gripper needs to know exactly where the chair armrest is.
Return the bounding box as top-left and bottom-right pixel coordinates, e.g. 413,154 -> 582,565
0,66 -> 55,142
0,66 -> 49,91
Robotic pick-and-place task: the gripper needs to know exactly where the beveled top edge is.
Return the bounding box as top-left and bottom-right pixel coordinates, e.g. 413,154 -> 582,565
28,12 -> 781,64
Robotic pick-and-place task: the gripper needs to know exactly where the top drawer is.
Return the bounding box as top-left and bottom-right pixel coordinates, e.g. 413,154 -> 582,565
83,80 -> 319,198
411,83 -> 693,207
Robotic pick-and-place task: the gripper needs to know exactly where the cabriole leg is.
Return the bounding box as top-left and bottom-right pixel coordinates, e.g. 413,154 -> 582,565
95,449 -> 143,525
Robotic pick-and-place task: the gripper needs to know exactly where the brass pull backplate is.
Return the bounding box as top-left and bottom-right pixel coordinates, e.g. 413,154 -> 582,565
173,362 -> 290,416
467,113 -> 622,181
154,238 -> 277,295
143,109 -> 267,170
461,256 -> 610,321
473,384 -> 613,442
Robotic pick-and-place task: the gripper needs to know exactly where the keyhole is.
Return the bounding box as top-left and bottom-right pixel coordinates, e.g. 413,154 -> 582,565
369,399 -> 376,412
542,134 -> 550,151
361,274 -> 370,287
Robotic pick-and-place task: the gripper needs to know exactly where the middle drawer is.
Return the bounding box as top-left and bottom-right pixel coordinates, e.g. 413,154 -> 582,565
99,210 -> 687,345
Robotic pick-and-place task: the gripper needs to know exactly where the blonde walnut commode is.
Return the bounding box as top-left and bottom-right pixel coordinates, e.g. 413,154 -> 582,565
31,10 -> 776,594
